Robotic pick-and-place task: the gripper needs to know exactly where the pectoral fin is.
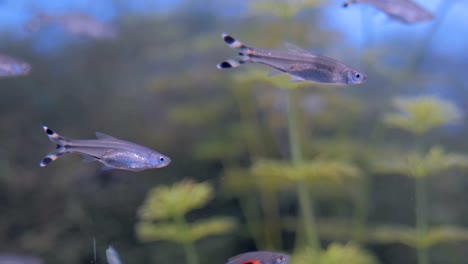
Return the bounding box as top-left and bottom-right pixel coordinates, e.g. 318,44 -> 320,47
82,154 -> 99,163
268,69 -> 285,76
290,76 -> 305,82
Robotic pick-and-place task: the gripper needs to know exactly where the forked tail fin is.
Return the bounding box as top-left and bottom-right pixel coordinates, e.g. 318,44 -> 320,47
217,33 -> 251,69
342,0 -> 358,8
40,125 -> 68,167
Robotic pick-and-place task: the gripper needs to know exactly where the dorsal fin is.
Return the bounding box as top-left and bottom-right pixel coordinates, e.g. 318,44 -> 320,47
283,42 -> 310,53
95,132 -> 118,140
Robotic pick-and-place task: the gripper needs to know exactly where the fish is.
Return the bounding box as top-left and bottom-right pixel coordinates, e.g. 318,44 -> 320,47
342,0 -> 433,24
0,54 -> 31,78
0,254 -> 42,264
106,246 -> 122,264
217,33 -> 366,85
27,12 -> 118,39
40,126 -> 171,171
225,251 -> 290,264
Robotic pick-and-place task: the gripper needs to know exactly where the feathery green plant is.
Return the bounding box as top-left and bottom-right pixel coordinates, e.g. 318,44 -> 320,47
136,180 -> 237,264
248,0 -> 323,18
383,96 -> 461,136
291,243 -> 378,264
381,95 -> 464,264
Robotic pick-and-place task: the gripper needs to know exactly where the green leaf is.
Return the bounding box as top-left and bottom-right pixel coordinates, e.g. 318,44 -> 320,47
291,243 -> 378,264
250,159 -> 361,187
249,0 -> 323,18
374,146 -> 468,178
383,95 -> 461,135
189,217 -> 238,241
135,217 -> 237,244
136,222 -> 187,243
138,180 -> 213,220
220,167 -> 255,197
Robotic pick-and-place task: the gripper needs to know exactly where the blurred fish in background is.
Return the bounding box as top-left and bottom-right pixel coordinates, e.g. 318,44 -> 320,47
0,54 -> 31,78
106,246 -> 122,264
26,12 -> 119,39
0,254 -> 42,264
342,0 -> 433,24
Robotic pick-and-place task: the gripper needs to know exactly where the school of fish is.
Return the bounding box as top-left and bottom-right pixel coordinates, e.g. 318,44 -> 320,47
0,1 -> 437,263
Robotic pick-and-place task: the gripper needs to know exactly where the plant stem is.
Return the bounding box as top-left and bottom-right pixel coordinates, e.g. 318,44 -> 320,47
239,195 -> 264,249
415,176 -> 429,264
287,89 -> 320,251
259,190 -> 282,250
175,215 -> 199,264
352,173 -> 370,242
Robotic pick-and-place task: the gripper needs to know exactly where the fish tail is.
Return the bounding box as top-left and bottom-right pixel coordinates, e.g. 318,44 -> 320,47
217,33 -> 252,69
217,59 -> 247,69
342,0 -> 357,7
221,33 -> 249,50
40,125 -> 68,167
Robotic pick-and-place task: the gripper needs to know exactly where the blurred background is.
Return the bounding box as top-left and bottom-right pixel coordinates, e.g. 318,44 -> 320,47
1,0 -> 468,263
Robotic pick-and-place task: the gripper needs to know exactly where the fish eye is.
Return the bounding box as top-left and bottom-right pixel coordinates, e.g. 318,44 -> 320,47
159,157 -> 165,162
354,73 -> 361,79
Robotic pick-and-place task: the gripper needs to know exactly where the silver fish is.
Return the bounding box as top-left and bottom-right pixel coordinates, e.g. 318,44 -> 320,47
106,246 -> 122,264
0,254 -> 42,264
0,54 -> 31,78
217,33 -> 366,85
27,13 -> 118,39
40,126 -> 171,171
342,0 -> 433,24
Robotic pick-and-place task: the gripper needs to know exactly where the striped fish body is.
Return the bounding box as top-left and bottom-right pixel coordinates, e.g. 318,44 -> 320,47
343,0 -> 433,24
217,33 -> 366,85
27,13 -> 118,39
245,47 -> 358,84
40,126 -> 171,171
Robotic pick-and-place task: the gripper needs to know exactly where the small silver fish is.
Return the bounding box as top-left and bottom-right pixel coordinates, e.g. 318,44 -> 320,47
27,13 -> 118,39
342,0 -> 433,24
0,254 -> 42,264
226,251 -> 290,264
217,33 -> 366,85
0,54 -> 31,78
106,246 -> 122,264
40,126 -> 171,171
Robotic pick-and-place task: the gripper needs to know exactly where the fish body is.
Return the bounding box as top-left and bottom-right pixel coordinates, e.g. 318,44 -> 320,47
217,33 -> 366,85
0,55 -> 31,78
226,251 -> 289,264
106,246 -> 122,264
343,0 -> 433,24
27,13 -> 118,39
40,126 -> 171,171
0,254 -> 42,264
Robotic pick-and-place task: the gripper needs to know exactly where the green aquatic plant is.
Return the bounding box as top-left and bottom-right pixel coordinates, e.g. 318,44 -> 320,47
248,0 -> 323,18
381,95 -> 464,264
291,243 -> 378,264
136,180 -> 237,264
374,146 -> 468,179
383,96 -> 461,135
250,159 -> 360,186
369,225 -> 468,249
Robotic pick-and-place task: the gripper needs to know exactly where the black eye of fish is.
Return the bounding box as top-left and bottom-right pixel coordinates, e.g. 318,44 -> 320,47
159,157 -> 165,162
355,73 -> 361,79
